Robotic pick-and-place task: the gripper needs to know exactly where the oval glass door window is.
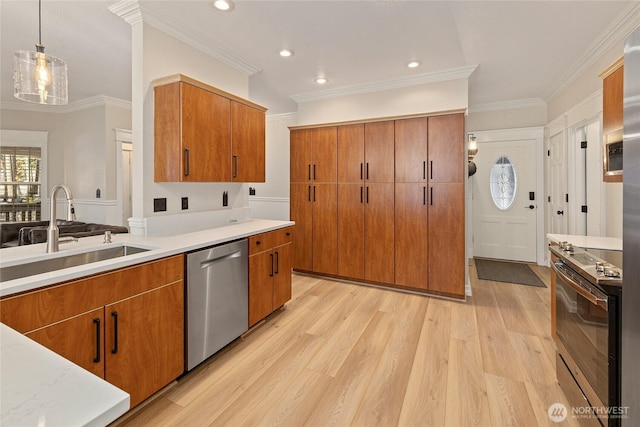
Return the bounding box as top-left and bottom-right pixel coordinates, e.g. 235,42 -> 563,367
490,155 -> 517,210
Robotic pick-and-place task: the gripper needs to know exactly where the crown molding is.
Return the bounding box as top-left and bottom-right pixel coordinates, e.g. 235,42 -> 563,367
544,1 -> 640,102
290,64 -> 478,104
468,98 -> 546,113
0,96 -> 131,114
108,0 -> 143,25
266,112 -> 298,121
138,6 -> 260,76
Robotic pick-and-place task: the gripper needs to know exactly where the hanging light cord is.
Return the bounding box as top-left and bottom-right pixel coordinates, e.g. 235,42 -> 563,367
36,0 -> 44,52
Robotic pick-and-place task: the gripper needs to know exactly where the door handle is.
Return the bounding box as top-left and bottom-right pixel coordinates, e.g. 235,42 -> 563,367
93,318 -> 101,363
308,164 -> 311,181
270,253 -> 274,277
275,251 -> 279,274
366,163 -> 369,180
111,311 -> 118,354
525,205 -> 535,210
184,148 -> 190,176
233,155 -> 238,178
557,210 -> 564,215
360,163 -> 363,180
313,164 -> 316,180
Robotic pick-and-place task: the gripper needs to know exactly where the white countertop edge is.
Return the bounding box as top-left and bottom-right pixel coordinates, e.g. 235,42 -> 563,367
1,219 -> 294,297
0,324 -> 130,427
547,233 -> 622,251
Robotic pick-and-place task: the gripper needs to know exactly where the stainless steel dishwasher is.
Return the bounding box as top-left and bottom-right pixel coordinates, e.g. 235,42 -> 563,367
185,239 -> 248,371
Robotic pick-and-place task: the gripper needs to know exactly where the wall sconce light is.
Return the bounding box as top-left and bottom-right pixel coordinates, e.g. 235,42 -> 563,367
468,133 -> 478,177
13,0 -> 68,105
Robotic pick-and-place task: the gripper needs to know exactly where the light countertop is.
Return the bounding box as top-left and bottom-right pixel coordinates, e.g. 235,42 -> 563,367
0,218 -> 292,426
547,233 -> 622,251
0,323 -> 130,427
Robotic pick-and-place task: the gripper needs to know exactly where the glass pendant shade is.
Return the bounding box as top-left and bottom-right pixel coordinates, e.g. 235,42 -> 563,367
14,48 -> 68,105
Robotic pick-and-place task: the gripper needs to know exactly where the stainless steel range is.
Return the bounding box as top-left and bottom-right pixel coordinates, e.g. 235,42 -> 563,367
550,242 -> 623,427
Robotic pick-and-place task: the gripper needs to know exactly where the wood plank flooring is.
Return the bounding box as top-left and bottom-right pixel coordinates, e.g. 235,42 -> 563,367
116,260 -> 579,427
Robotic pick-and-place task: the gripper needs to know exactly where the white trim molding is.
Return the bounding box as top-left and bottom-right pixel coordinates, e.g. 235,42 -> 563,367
468,98 -> 546,113
0,96 -> 131,114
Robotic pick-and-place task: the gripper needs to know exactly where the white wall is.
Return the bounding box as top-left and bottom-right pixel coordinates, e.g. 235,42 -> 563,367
0,102 -> 131,224
467,104 -> 547,131
248,113 -> 297,221
131,23 -> 252,229
296,79 -> 468,126
545,42 -> 625,239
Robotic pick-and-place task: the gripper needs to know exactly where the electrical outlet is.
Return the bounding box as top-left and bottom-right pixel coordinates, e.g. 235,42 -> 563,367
249,187 -> 256,196
181,197 -> 188,210
153,198 -> 167,212
222,191 -> 228,207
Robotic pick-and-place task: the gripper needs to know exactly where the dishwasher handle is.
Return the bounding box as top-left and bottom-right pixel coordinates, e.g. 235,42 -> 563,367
200,250 -> 243,269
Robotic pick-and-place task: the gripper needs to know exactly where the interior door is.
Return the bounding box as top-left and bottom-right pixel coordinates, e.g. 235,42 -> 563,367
548,131 -> 568,235
473,140 -> 537,262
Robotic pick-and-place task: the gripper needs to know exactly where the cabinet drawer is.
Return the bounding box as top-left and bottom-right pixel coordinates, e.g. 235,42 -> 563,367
248,227 -> 293,255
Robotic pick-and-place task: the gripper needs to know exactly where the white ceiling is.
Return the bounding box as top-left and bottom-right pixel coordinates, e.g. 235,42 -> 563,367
1,1 -> 637,114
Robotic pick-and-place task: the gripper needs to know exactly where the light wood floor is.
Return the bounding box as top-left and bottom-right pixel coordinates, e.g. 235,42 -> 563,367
117,260 -> 580,427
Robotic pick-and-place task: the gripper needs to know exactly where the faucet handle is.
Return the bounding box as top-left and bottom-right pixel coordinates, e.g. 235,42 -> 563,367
104,230 -> 112,244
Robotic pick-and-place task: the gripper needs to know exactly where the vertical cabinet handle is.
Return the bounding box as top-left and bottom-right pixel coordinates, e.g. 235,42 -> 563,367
308,164 -> 311,181
275,251 -> 279,274
366,163 -> 369,180
423,161 -> 426,180
430,187 -> 434,206
360,163 -> 363,180
366,186 -> 369,204
423,186 -> 426,205
308,186 -> 311,202
233,155 -> 238,178
430,161 -> 433,180
360,186 -> 363,204
93,318 -> 101,363
313,186 -> 316,202
184,148 -> 190,176
111,311 -> 118,354
270,253 -> 274,277
313,164 -> 317,180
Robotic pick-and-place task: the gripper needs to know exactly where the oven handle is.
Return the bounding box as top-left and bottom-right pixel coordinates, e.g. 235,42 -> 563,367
552,261 -> 608,311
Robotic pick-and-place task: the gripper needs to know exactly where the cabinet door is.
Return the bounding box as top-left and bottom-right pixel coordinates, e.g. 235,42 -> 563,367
603,65 -> 623,135
154,82 -> 181,182
395,183 -> 428,289
181,83 -> 231,182
395,117 -> 428,183
231,102 -> 265,182
105,281 -> 184,408
290,183 -> 313,271
312,127 -> 337,183
364,183 -> 394,284
290,129 -> 312,183
337,183 -> 365,280
337,124 -> 364,183
26,309 -> 105,378
428,183 -> 465,296
365,121 -> 395,183
312,183 -> 338,275
249,250 -> 275,327
428,114 -> 464,183
273,243 -> 292,309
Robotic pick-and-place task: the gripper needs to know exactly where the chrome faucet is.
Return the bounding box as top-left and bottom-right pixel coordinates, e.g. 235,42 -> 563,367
46,185 -> 76,253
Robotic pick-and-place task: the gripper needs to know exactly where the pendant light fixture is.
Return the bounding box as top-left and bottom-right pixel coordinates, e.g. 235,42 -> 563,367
13,0 -> 68,105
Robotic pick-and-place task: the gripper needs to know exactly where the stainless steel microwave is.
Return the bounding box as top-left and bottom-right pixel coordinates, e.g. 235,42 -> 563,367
604,129 -> 623,176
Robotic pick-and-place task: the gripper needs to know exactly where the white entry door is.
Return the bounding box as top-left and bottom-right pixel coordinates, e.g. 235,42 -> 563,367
473,138 -> 538,262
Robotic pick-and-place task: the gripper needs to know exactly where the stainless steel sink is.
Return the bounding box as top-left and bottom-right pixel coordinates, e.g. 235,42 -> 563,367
0,245 -> 150,282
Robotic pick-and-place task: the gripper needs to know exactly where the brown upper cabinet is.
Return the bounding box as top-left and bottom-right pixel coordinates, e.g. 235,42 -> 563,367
395,117 -> 429,183
153,74 -> 267,183
428,114 -> 465,183
600,58 -> 623,183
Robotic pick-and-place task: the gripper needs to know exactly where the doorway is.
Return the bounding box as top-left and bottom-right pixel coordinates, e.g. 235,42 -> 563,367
471,128 -> 544,263
114,129 -> 132,227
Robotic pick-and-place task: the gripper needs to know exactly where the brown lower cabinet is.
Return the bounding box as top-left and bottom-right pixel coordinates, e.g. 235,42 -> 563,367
249,227 -> 293,327
0,255 -> 184,408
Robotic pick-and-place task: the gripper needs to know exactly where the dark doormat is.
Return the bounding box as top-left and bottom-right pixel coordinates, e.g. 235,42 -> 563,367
474,258 -> 546,288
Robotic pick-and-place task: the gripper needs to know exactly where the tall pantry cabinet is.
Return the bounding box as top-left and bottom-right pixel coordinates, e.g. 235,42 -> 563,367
290,127 -> 338,275
336,122 -> 395,283
290,111 -> 465,299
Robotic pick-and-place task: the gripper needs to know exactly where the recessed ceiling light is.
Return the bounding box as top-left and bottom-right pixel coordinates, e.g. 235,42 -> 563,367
407,60 -> 422,68
213,0 -> 234,11
279,49 -> 295,58
314,77 -> 328,85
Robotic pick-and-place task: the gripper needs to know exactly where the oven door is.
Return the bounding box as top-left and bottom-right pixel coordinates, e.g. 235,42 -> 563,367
553,261 -> 609,410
